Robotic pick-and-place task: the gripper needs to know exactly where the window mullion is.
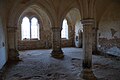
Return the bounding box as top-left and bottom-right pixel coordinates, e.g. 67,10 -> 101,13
30,19 -> 32,39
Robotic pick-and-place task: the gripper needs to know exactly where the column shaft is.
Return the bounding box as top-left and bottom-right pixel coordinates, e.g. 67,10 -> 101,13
92,27 -> 98,54
82,24 -> 93,69
51,27 -> 64,59
80,19 -> 96,80
7,27 -> 19,61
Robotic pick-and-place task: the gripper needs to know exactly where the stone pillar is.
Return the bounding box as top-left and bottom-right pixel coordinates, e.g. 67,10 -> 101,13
80,19 -> 96,80
51,27 -> 64,59
7,27 -> 19,61
92,27 -> 98,54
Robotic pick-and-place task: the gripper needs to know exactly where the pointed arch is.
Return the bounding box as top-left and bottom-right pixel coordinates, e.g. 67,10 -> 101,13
61,19 -> 69,39
31,17 -> 39,39
21,17 -> 30,40
8,1 -> 54,29
61,7 -> 81,27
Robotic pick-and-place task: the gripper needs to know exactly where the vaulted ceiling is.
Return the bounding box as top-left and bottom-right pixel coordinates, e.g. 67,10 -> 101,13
3,0 -> 120,27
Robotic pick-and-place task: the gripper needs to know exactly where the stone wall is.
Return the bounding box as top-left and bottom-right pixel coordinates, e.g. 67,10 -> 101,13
75,20 -> 83,48
17,29 -> 52,50
61,39 -> 73,47
0,1 -> 7,69
61,25 -> 75,47
0,17 -> 7,69
17,27 -> 74,50
98,2 -> 120,57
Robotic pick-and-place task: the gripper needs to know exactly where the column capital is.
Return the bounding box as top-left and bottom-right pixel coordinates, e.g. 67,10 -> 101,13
81,18 -> 94,26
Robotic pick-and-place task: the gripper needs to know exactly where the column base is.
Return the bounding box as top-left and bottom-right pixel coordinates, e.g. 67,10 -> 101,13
51,50 -> 64,59
80,69 -> 97,80
8,49 -> 20,61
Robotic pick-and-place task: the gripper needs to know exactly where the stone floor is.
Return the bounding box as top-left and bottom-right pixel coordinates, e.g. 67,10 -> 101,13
2,48 -> 120,80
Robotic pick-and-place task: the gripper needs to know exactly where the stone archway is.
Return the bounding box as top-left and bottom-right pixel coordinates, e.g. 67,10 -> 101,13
17,5 -> 52,50
7,2 -> 54,60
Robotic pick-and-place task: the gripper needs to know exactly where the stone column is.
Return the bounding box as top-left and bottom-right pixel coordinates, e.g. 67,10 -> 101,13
80,19 -> 96,80
92,27 -> 98,54
51,27 -> 64,59
7,27 -> 19,61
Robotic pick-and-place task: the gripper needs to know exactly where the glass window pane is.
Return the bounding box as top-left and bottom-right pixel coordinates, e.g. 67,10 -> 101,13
21,17 -> 30,40
61,19 -> 68,39
31,17 -> 39,39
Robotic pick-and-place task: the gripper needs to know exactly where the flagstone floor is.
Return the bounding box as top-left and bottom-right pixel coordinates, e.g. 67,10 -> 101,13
2,48 -> 120,80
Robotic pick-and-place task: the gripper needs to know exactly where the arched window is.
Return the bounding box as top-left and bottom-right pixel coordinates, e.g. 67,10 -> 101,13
21,17 -> 39,40
61,19 -> 68,39
21,17 -> 30,40
31,17 -> 39,39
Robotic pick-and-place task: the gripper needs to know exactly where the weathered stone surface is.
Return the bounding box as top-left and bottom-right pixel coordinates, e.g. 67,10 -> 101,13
8,49 -> 19,61
98,2 -> 120,57
51,27 -> 64,59
81,18 -> 95,79
80,69 -> 97,80
2,48 -> 120,80
51,49 -> 64,59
